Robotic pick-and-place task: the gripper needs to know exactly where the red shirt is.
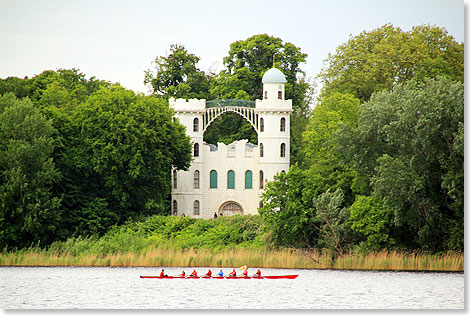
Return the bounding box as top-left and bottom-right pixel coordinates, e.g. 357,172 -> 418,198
229,269 -> 236,276
205,270 -> 212,277
160,271 -> 165,277
242,269 -> 248,276
191,270 -> 197,276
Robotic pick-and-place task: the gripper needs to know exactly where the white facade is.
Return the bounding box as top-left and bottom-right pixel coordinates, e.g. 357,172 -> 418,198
170,68 -> 292,219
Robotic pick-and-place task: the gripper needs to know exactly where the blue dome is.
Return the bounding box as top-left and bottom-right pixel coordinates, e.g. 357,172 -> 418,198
262,68 -> 287,83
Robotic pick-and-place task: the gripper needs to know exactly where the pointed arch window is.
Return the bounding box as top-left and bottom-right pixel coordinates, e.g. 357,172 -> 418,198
194,170 -> 200,189
193,117 -> 199,132
193,200 -> 200,215
260,143 -> 264,157
227,170 -> 235,189
210,170 -> 217,188
280,143 -> 286,157
172,170 -> 177,189
280,117 -> 286,132
260,117 -> 264,132
194,143 -> 199,157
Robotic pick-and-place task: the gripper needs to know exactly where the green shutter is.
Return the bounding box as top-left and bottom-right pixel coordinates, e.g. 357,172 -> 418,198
245,170 -> 252,189
210,170 -> 217,188
227,170 -> 235,189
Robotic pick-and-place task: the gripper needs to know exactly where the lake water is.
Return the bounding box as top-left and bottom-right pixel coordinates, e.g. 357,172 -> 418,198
0,267 -> 464,309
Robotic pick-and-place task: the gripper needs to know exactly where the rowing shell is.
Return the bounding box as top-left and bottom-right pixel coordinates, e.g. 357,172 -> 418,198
140,275 -> 298,279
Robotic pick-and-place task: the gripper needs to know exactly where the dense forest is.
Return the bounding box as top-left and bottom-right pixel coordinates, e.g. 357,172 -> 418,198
0,25 -> 463,255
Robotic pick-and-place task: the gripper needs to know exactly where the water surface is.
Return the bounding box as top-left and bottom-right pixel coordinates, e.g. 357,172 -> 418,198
0,267 -> 463,309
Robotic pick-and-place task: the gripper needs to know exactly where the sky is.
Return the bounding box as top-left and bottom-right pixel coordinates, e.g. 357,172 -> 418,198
0,0 -> 465,94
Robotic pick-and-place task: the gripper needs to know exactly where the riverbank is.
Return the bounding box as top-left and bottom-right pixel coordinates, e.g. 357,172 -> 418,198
0,247 -> 463,272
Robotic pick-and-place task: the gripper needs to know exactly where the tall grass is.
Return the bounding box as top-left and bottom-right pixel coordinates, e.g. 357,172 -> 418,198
0,247 -> 463,271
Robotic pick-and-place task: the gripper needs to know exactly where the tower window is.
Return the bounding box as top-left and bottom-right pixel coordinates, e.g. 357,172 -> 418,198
280,143 -> 286,157
245,170 -> 253,189
264,91 -> 268,99
280,117 -> 286,132
193,200 -> 200,215
172,170 -> 177,189
260,143 -> 264,157
260,117 -> 264,132
259,170 -> 264,189
194,143 -> 199,157
210,170 -> 218,188
193,117 -> 199,132
194,170 -> 200,189
173,200 -> 178,214
278,91 -> 283,99
227,170 -> 235,189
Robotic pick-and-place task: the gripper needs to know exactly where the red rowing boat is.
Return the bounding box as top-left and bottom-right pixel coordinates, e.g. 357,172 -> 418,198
140,275 -> 298,279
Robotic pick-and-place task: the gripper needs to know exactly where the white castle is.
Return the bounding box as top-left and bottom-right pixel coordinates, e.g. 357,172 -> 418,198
170,67 -> 292,219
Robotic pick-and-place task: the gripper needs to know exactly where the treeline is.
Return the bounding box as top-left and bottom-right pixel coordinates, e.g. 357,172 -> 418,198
0,25 -> 464,255
0,70 -> 192,249
260,24 -> 464,253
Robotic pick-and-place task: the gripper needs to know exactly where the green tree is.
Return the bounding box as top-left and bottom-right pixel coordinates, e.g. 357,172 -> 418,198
144,44 -> 211,99
65,86 -> 192,228
259,166 -> 319,248
348,195 -> 396,249
335,77 -> 464,251
312,188 -> 351,254
319,24 -> 464,102
0,93 -> 61,249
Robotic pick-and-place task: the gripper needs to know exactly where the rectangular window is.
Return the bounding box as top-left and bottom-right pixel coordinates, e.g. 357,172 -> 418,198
227,170 -> 235,189
245,170 -> 253,189
194,170 -> 200,189
210,170 -> 217,188
278,91 -> 282,99
193,200 -> 200,215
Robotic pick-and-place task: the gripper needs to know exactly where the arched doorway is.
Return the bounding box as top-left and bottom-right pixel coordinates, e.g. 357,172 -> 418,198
218,201 -> 243,216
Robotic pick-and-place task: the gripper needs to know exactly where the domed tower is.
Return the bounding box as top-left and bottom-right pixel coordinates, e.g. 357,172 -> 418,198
256,67 -> 292,191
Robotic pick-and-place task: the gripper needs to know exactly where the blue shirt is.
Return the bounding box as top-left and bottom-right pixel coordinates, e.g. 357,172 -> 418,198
218,271 -> 223,276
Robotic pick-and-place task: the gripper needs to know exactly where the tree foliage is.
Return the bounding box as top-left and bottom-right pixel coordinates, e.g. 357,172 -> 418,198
0,70 -> 193,248
60,86 -> 192,234
0,93 -> 61,249
335,77 -> 464,250
144,44 -> 211,99
319,24 -> 464,102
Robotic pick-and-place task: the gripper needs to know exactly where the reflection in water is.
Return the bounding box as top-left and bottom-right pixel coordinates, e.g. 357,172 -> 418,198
0,267 -> 464,309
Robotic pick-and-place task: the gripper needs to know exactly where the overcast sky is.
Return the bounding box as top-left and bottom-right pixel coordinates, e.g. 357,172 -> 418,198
0,0 -> 464,94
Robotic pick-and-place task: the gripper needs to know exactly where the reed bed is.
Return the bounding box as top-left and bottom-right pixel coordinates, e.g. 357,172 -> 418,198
0,247 -> 463,271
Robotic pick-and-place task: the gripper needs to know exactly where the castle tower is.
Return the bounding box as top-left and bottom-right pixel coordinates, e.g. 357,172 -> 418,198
256,68 -> 292,190
169,67 -> 291,219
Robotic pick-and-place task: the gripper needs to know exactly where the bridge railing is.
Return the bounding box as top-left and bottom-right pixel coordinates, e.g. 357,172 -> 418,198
206,99 -> 255,108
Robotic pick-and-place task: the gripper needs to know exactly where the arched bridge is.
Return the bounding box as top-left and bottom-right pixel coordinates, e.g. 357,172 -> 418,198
203,99 -> 258,132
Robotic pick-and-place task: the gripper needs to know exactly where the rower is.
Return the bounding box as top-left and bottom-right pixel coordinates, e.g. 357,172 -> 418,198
189,269 -> 198,277
217,269 -> 224,277
228,268 -> 237,277
252,269 -> 261,277
178,270 -> 185,277
160,269 -> 167,277
204,269 -> 212,277
241,267 -> 248,277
